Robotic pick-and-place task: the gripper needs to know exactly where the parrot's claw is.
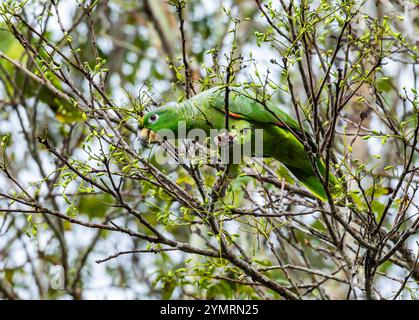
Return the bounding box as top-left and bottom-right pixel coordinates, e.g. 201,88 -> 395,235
214,131 -> 236,146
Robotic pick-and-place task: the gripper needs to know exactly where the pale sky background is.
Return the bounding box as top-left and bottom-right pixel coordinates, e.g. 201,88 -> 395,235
0,0 -> 418,299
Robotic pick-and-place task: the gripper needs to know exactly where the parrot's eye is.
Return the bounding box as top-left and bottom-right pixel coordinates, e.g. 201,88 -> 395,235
149,114 -> 159,123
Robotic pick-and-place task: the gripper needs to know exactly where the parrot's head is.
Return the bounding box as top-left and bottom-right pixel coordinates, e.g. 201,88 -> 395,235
139,104 -> 178,147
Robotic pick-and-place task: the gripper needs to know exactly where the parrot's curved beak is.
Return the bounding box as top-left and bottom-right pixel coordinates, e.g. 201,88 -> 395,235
139,128 -> 158,147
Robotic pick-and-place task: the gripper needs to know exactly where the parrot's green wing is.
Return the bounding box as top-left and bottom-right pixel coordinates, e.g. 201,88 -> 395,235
208,86 -> 317,150
205,86 -> 338,201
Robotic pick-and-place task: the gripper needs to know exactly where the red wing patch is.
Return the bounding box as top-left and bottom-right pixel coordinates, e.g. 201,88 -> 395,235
228,111 -> 243,119
275,121 -> 285,128
220,108 -> 245,119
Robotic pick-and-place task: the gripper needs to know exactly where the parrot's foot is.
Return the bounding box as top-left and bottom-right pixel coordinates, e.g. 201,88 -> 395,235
214,131 -> 236,146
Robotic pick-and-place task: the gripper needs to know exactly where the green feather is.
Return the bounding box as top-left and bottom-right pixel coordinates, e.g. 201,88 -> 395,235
142,86 -> 338,201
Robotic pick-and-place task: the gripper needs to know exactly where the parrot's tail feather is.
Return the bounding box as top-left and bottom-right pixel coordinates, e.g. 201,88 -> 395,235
285,165 -> 327,201
285,160 -> 337,202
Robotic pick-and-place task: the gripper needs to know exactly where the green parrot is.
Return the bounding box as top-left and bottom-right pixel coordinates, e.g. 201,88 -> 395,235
140,86 -> 337,201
